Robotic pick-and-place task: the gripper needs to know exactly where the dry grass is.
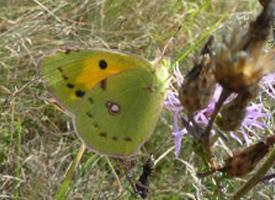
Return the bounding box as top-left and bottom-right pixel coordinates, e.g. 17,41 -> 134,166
0,0 -> 274,199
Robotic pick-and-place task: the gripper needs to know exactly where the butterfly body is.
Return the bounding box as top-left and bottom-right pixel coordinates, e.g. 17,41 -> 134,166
40,49 -> 169,157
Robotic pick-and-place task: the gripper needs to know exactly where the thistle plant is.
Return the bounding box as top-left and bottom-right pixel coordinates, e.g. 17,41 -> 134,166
165,0 -> 275,197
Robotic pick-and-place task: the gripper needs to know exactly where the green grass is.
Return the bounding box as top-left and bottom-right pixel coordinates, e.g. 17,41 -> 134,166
0,0 -> 274,199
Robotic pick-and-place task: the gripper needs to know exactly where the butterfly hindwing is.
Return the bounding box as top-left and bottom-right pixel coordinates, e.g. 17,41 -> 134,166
75,68 -> 164,157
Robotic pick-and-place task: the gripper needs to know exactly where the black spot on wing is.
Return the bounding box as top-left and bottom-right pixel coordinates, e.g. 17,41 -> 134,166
75,90 -> 85,97
99,59 -> 108,69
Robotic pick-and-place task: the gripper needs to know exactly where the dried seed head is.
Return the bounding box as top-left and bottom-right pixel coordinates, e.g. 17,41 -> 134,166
214,49 -> 268,92
220,141 -> 270,177
198,136 -> 275,178
216,88 -> 258,131
214,2 -> 274,93
179,37 -> 217,113
259,0 -> 269,7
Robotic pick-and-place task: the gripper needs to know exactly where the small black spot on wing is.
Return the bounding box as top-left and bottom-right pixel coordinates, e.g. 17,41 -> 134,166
88,97 -> 94,104
112,136 -> 118,141
75,90 -> 85,97
124,137 -> 132,142
57,67 -> 68,80
99,79 -> 107,90
64,49 -> 71,54
99,132 -> 107,138
143,85 -> 154,93
57,67 -> 63,72
86,112 -> 93,118
66,83 -> 75,88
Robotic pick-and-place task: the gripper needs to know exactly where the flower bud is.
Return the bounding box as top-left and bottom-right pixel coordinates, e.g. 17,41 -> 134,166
216,88 -> 258,131
179,37 -> 216,113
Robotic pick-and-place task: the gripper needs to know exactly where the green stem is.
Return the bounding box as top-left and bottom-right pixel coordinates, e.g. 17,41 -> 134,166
231,147 -> 275,200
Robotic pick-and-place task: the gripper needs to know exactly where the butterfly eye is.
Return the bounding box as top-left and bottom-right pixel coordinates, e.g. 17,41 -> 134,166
99,59 -> 108,69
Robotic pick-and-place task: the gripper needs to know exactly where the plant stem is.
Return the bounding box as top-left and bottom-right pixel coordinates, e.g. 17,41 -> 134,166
231,147 -> 275,200
203,89 -> 230,151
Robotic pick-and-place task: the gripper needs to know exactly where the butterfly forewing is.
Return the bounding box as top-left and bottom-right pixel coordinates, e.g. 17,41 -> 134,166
40,49 -> 168,157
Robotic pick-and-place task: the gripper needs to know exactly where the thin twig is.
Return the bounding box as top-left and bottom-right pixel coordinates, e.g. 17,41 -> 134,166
32,0 -> 63,23
105,157 -> 123,196
154,146 -> 175,166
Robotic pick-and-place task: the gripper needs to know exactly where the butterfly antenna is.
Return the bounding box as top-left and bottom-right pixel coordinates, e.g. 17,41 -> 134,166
153,26 -> 182,68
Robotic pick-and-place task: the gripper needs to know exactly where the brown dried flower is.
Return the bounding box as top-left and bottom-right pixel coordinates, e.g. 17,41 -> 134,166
214,1 -> 275,93
179,36 -> 217,113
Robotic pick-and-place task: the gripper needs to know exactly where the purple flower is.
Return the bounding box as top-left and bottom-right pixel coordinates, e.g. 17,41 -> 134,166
193,86 -> 221,125
261,73 -> 275,99
240,103 -> 271,144
164,89 -> 186,158
164,65 -> 187,157
171,114 -> 188,158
